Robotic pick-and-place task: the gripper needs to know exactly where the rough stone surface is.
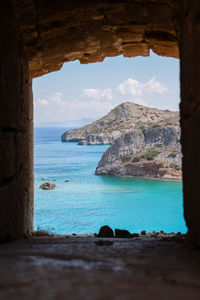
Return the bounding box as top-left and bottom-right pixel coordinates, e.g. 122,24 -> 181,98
0,0 -> 33,241
2,0 -> 200,249
78,136 -> 115,146
0,237 -> 200,299
180,0 -> 200,248
15,0 -> 180,78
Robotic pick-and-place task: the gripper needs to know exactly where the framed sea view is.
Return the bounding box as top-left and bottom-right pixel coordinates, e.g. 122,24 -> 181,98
2,2 -> 200,299
33,53 -> 185,235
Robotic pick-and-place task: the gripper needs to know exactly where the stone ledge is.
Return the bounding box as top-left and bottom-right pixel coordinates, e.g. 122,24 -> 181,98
0,236 -> 200,299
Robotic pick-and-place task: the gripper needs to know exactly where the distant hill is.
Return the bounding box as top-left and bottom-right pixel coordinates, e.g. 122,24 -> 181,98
61,102 -> 179,145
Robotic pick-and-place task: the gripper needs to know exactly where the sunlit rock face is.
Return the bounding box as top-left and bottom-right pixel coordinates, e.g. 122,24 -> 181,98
15,0 -> 180,78
95,126 -> 182,180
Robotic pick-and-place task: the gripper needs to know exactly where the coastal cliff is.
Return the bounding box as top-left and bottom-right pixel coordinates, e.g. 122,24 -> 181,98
95,126 -> 182,180
61,102 -> 179,145
61,101 -> 181,179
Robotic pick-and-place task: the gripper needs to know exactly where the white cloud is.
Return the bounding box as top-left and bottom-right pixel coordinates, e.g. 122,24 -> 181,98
132,98 -> 147,106
118,78 -> 143,97
118,77 -> 168,100
82,88 -> 113,100
45,110 -> 51,115
50,92 -> 64,104
65,99 -> 114,119
82,88 -> 99,98
143,77 -> 168,94
99,88 -> 113,100
35,98 -> 48,106
34,90 -> 114,124
34,77 -> 169,125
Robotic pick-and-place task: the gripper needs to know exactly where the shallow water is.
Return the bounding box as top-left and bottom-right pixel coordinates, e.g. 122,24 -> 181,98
34,127 -> 187,234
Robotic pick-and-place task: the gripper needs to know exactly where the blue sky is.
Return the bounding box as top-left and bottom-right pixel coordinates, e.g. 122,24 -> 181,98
33,51 -> 180,126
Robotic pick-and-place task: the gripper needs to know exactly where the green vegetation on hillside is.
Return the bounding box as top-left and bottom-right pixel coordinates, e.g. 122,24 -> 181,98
132,156 -> 141,162
169,163 -> 181,170
168,152 -> 177,158
141,149 -> 160,161
62,102 -> 180,143
121,156 -> 132,163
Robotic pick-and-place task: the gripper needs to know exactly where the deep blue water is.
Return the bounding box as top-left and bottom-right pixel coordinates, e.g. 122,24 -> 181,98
34,127 -> 187,234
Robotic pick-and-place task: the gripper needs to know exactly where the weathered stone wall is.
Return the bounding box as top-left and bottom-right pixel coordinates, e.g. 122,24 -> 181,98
0,0 -> 33,240
15,0 -> 180,78
180,0 -> 200,247
4,0 -> 200,246
0,0 -> 181,241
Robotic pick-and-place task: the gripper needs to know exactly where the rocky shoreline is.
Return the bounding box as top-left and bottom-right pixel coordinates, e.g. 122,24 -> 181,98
34,229 -> 185,241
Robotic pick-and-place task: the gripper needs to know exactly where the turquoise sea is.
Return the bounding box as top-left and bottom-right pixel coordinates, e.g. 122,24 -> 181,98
34,127 -> 187,234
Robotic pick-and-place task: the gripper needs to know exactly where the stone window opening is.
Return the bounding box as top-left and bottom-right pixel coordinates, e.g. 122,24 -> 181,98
1,0 -> 200,248
33,54 -> 183,236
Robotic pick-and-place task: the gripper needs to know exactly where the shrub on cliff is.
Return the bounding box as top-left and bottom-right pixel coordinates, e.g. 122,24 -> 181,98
168,152 -> 177,158
141,150 -> 160,161
169,163 -> 181,170
121,156 -> 132,163
132,156 -> 141,162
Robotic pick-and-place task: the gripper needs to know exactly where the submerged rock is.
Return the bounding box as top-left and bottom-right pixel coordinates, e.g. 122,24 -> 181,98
40,182 -> 56,190
115,229 -> 132,238
97,225 -> 114,238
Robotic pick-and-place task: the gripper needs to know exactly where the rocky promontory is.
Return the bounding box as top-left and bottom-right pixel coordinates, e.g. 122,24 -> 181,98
61,102 -> 181,179
61,102 -> 179,145
95,126 -> 182,180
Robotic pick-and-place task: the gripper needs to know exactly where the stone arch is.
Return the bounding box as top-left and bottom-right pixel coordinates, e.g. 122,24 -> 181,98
1,0 -> 200,246
16,0 -> 180,77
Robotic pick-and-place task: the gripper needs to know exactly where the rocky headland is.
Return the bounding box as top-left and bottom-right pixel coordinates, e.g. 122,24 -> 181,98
95,126 -> 182,179
61,102 -> 179,145
62,102 -> 181,179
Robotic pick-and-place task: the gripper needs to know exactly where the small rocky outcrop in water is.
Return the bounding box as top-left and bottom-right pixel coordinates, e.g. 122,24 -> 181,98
40,182 -> 56,190
97,225 -> 114,237
95,126 -> 182,180
61,102 -> 179,145
115,229 -> 132,238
